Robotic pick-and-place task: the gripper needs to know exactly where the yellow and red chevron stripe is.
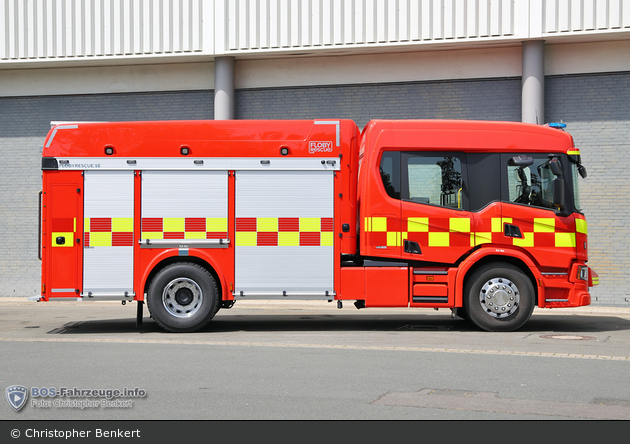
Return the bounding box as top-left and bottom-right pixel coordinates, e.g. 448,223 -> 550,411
365,216 -> 582,248
235,217 -> 333,246
365,216 -> 473,248
141,217 -> 228,240
84,217 -> 133,247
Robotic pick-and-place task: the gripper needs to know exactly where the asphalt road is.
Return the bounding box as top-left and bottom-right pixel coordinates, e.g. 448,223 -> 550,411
1,298 -> 629,422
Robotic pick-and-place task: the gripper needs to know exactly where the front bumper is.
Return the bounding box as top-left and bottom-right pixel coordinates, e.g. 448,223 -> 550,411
538,264 -> 597,308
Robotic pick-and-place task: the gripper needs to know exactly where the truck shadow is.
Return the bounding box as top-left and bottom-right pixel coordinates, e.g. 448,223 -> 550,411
45,313 -> 630,335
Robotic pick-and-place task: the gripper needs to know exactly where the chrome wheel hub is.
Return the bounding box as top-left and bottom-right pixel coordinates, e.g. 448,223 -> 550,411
162,278 -> 203,318
480,277 -> 519,318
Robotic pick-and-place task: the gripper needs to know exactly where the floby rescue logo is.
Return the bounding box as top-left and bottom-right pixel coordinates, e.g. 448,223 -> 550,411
6,385 -> 28,411
309,141 -> 333,154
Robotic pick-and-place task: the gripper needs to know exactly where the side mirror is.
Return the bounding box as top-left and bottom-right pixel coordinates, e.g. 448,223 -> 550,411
553,177 -> 565,209
510,155 -> 534,167
549,157 -> 562,176
578,165 -> 587,178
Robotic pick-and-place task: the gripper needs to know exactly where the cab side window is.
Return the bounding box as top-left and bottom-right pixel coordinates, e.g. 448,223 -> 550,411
404,155 -> 463,209
380,151 -> 467,210
379,151 -> 401,200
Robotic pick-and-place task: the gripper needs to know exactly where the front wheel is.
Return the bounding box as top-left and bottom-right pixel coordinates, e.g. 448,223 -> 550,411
464,263 -> 535,332
147,263 -> 219,332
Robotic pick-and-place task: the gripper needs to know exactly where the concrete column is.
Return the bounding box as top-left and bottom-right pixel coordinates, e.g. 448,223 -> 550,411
522,40 -> 545,124
214,56 -> 235,120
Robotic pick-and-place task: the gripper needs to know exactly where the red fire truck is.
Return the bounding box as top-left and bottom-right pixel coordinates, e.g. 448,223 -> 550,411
38,119 -> 598,332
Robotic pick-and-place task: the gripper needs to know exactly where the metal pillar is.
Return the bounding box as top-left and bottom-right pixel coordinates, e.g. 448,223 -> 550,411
214,56 -> 235,120
522,40 -> 545,124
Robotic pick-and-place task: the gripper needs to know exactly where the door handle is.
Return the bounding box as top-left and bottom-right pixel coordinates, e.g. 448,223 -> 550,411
56,236 -> 66,245
404,240 -> 422,254
504,224 -> 523,238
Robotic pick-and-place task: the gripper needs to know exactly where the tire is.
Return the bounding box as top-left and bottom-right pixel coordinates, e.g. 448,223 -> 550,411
147,262 -> 219,333
464,263 -> 535,332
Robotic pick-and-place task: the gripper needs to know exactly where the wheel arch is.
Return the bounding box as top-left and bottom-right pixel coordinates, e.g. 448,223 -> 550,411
457,249 -> 540,308
142,253 -> 224,302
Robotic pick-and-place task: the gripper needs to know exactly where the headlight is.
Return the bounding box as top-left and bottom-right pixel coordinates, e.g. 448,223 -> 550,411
578,266 -> 589,281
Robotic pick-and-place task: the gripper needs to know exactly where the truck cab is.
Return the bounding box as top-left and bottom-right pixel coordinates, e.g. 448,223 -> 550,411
348,120 -> 595,331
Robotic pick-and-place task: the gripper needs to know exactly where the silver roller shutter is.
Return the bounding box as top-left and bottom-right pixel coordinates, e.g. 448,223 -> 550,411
140,171 -> 229,247
234,170 -> 334,298
83,170 -> 135,297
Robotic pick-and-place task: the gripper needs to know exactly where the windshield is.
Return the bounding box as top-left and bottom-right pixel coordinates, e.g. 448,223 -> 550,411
507,156 -> 556,209
571,163 -> 582,212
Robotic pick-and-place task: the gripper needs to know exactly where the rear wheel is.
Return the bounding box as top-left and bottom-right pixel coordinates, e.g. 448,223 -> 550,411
147,263 -> 219,333
464,263 -> 535,332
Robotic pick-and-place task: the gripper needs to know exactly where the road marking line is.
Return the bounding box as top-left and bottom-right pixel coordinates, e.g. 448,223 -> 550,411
0,337 -> 628,361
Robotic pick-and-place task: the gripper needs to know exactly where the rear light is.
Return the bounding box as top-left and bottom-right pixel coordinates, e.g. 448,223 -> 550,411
578,266 -> 589,281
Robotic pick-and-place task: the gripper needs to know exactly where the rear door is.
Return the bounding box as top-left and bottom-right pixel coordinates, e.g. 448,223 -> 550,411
45,172 -> 83,298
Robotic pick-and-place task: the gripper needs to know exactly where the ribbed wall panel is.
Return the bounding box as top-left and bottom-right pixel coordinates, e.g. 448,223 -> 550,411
225,0 -> 517,51
543,0 -> 630,33
0,0 -> 204,61
2,0 -> 630,63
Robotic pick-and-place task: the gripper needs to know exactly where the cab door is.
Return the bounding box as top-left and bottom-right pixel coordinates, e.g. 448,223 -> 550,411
400,152 -> 473,264
501,153 -> 577,270
364,151 -> 402,258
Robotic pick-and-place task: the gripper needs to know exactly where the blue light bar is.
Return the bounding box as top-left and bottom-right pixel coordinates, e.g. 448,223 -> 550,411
547,122 -> 567,129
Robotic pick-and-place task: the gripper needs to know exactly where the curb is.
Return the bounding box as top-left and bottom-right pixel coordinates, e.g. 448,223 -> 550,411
1,296 -> 629,316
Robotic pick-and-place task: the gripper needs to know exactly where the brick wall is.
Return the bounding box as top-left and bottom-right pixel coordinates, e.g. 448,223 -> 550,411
236,78 -> 522,127
0,136 -> 42,296
546,73 -> 630,306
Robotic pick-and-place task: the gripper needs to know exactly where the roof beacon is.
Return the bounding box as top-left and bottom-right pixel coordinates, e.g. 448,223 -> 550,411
547,122 -> 567,130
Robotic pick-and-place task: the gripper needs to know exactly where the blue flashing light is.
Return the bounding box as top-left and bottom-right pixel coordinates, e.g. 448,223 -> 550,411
548,122 -> 567,129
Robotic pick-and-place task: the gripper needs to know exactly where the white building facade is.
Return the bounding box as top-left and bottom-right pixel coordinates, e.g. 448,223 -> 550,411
1,0 -> 629,305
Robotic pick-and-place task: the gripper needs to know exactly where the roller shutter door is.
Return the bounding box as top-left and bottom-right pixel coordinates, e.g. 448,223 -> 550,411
234,170 -> 334,297
83,171 -> 134,296
141,171 -> 229,242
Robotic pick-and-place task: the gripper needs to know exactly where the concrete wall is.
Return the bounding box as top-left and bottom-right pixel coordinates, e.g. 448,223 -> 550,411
3,41 -> 630,97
